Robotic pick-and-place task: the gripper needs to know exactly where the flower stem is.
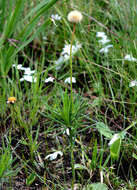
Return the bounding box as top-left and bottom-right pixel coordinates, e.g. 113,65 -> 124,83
70,132 -> 75,190
70,23 -> 76,104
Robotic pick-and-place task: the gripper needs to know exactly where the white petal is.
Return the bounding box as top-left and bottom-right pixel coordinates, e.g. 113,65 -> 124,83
129,80 -> 137,87
55,56 -> 66,70
96,32 -> 106,38
99,44 -> 113,53
55,42 -> 81,70
20,78 -> 25,82
124,54 -> 137,62
66,128 -> 70,136
20,75 -> 37,83
19,67 -> 28,71
45,77 -> 54,83
13,64 -> 23,70
62,42 -> 82,56
24,68 -> 35,75
99,38 -> 110,45
45,151 -> 63,161
64,77 -> 76,84
51,14 -> 61,21
108,134 -> 119,146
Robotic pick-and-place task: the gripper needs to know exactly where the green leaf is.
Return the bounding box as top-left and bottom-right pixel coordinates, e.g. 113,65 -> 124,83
26,173 -> 36,186
110,138 -> 121,160
74,164 -> 87,170
3,0 -> 24,39
91,139 -> 98,169
19,0 -> 59,42
0,0 -> 6,32
132,152 -> 137,160
83,183 -> 108,190
96,122 -> 113,138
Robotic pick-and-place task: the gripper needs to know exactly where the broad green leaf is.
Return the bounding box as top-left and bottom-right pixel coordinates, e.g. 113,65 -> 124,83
2,0 -> 24,39
0,0 -> 6,32
96,122 -> 113,138
110,138 -> 121,160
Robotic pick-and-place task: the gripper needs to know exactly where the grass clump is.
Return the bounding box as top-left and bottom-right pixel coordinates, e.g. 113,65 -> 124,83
0,0 -> 137,189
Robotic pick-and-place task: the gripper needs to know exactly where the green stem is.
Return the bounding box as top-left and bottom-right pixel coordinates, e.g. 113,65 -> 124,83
70,23 -> 76,104
70,132 -> 75,190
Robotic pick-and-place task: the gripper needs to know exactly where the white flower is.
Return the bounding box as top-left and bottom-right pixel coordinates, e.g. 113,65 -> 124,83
99,44 -> 113,53
24,68 -> 35,75
66,128 -> 70,136
63,128 -> 70,136
51,14 -> 61,21
108,134 -> 119,146
45,151 -> 63,161
124,54 -> 137,62
13,64 -> 23,70
20,75 -> 37,83
13,65 -> 36,75
55,42 -> 82,70
129,80 -> 137,87
64,77 -> 76,84
55,56 -> 67,70
97,32 -> 111,45
96,32 -> 106,38
43,36 -> 47,40
45,77 -> 54,83
62,42 -> 82,56
99,38 -> 110,45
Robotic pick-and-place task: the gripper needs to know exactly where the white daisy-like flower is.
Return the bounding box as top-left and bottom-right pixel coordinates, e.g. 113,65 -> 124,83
62,42 -> 82,56
99,38 -> 110,45
96,32 -> 106,38
13,65 -> 36,75
108,134 -> 119,146
51,14 -> 61,21
45,77 -> 54,83
97,32 -> 111,45
20,75 -> 37,83
129,80 -> 137,87
12,64 -> 23,70
24,68 -> 35,75
45,151 -> 63,161
124,54 -> 137,62
64,77 -> 76,84
99,44 -> 113,53
55,42 -> 82,70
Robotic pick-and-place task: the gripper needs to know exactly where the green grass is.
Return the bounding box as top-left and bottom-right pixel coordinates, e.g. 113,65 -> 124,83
0,0 -> 137,189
